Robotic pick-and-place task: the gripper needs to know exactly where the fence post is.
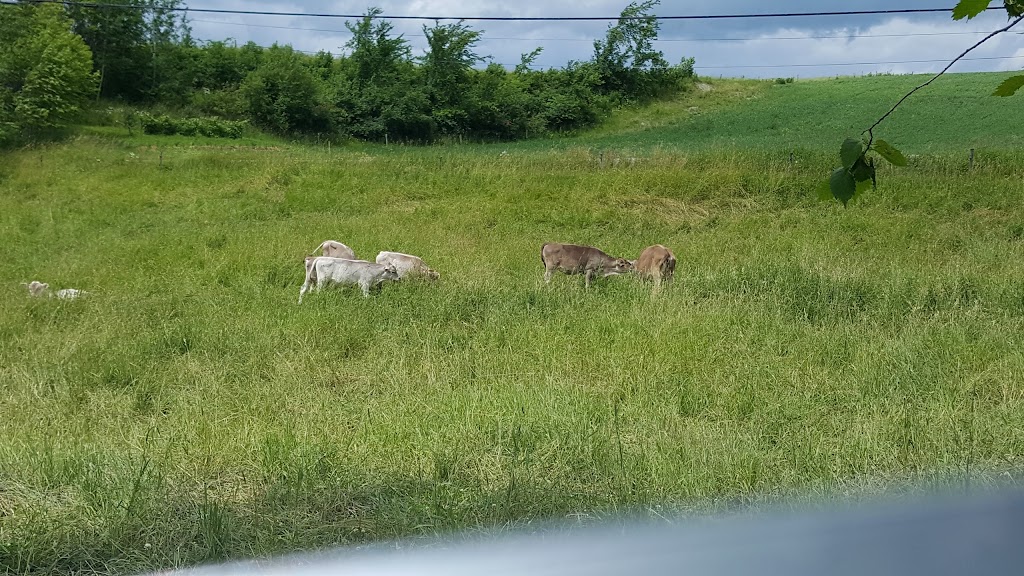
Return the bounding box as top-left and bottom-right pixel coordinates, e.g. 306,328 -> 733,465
385,133 -> 389,146
969,148 -> 975,171
789,151 -> 794,166
159,150 -> 163,169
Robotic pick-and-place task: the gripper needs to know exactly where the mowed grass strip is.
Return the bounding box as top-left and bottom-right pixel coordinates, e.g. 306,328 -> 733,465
1,130 -> 1024,574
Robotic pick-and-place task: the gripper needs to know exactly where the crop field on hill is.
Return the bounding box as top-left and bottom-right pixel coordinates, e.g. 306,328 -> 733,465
544,72 -> 1024,153
2,75 -> 1024,575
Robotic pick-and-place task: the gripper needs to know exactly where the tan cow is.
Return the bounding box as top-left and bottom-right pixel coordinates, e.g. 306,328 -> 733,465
305,241 -> 357,280
310,240 -> 356,260
541,243 -> 633,288
633,244 -> 676,292
375,251 -> 440,281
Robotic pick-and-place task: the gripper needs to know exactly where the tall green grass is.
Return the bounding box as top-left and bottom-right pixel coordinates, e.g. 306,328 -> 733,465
2,78 -> 1024,574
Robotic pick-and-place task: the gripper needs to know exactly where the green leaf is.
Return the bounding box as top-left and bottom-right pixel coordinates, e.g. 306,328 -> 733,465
872,139 -> 908,167
840,138 -> 863,170
829,167 -> 856,206
993,75 -> 1024,97
952,0 -> 992,20
816,179 -> 833,201
851,158 -> 873,182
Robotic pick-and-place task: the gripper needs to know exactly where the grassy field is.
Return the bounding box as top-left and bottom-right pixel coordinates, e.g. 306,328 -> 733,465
543,72 -> 1024,153
3,74 -> 1024,575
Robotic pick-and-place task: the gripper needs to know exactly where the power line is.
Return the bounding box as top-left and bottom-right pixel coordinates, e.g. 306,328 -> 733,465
188,18 -> 1005,42
4,0 -> 1008,22
698,54 -> 1024,69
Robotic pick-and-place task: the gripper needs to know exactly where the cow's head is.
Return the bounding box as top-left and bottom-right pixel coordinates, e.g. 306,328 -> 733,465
23,281 -> 49,297
381,264 -> 400,282
426,268 -> 440,281
613,258 -> 634,273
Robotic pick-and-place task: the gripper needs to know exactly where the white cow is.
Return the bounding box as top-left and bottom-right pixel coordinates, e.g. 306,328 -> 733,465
375,251 -> 440,281
310,240 -> 356,260
23,281 -> 49,297
22,281 -> 89,299
299,257 -> 400,303
56,288 -> 88,299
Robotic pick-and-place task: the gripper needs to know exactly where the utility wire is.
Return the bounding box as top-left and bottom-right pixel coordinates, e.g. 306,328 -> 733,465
2,0 -> 1008,21
698,54 -> 1024,69
187,18 -> 1007,42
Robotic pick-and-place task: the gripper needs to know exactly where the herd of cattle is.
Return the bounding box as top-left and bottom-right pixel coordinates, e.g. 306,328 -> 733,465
298,240 -> 677,302
21,240 -> 677,303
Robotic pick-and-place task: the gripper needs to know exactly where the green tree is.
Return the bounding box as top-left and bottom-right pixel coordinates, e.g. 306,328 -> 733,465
66,0 -> 191,102
334,8 -> 431,141
592,0 -> 669,101
0,3 -> 98,142
66,0 -> 149,100
240,44 -> 325,134
344,8 -> 411,86
421,20 -> 484,135
145,0 -> 195,103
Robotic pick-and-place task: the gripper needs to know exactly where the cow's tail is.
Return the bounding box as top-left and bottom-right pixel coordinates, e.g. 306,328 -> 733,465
308,259 -> 319,284
540,243 -> 548,266
308,241 -> 327,257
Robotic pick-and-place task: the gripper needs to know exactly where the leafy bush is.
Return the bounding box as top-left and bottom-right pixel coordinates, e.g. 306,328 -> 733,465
189,88 -> 247,119
240,45 -> 326,134
0,3 -> 98,144
137,112 -> 246,138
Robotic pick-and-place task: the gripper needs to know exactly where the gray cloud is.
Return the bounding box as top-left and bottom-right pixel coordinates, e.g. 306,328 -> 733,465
183,0 -> 1024,77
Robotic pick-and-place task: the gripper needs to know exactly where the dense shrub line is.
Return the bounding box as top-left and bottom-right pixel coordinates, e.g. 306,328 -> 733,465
137,113 -> 246,138
1,0 -> 694,145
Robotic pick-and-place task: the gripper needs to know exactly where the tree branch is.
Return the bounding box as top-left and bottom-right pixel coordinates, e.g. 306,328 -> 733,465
863,13 -> 1024,146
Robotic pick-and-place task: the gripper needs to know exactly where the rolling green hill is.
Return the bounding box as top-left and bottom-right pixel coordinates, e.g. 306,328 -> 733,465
527,72 -> 1024,153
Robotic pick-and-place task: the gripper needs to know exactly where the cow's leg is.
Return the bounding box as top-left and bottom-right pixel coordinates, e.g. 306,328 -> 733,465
585,269 -> 595,289
299,265 -> 316,303
360,279 -> 372,297
544,267 -> 553,284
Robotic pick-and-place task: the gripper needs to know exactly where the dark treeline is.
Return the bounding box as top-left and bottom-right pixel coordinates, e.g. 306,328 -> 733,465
1,0 -> 695,144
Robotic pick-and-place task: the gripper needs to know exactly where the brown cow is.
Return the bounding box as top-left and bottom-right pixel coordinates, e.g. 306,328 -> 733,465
541,243 -> 633,288
633,244 -> 676,291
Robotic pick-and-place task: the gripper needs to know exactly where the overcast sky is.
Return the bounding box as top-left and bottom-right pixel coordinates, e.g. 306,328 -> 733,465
184,0 -> 1024,78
